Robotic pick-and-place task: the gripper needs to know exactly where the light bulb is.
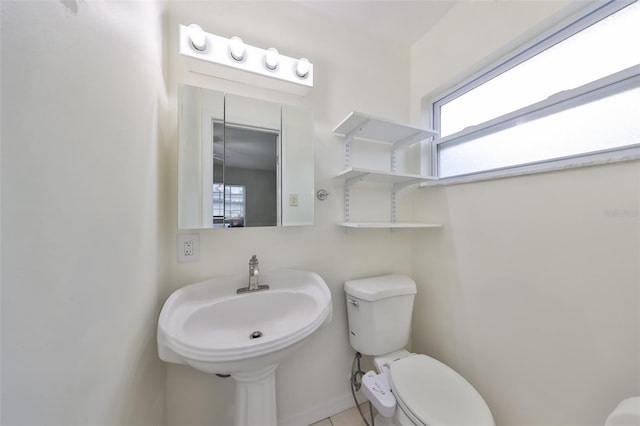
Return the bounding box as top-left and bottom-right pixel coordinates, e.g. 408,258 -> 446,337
264,48 -> 280,70
296,57 -> 311,78
229,36 -> 246,61
187,24 -> 206,51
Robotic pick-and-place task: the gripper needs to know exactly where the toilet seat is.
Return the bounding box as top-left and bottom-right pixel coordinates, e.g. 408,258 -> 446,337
389,354 -> 495,426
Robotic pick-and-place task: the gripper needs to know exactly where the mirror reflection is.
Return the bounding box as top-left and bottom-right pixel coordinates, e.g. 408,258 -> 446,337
178,85 -> 314,229
214,125 -> 279,227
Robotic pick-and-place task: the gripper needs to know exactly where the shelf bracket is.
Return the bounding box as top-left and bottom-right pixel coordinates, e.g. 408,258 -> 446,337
391,190 -> 397,223
344,185 -> 350,223
344,135 -> 352,169
391,181 -> 417,223
344,173 -> 368,223
391,149 -> 397,172
343,118 -> 371,169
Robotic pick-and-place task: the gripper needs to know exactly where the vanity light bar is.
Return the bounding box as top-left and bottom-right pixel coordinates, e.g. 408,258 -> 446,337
179,24 -> 313,96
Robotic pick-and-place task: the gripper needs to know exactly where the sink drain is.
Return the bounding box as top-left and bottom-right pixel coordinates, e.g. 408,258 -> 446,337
250,331 -> 263,339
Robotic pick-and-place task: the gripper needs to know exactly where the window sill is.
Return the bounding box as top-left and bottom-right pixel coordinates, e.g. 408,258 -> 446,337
421,145 -> 640,187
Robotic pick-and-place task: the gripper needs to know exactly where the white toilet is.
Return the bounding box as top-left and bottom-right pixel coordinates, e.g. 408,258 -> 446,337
345,274 -> 495,426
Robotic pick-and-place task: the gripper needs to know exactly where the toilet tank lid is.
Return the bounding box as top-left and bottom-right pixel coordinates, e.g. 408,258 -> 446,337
344,274 -> 416,301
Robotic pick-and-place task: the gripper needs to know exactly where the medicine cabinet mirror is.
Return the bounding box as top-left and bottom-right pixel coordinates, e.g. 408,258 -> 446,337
178,85 -> 314,229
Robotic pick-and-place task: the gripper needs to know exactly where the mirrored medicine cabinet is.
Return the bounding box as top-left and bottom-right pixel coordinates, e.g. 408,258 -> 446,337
178,85 -> 314,229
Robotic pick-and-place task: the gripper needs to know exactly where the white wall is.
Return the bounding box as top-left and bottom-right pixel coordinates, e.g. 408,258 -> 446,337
164,1 -> 415,425
1,1 -> 166,424
410,1 -> 640,425
412,164 -> 639,425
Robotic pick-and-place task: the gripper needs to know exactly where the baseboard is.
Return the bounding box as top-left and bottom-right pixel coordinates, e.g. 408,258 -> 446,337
279,391 -> 367,426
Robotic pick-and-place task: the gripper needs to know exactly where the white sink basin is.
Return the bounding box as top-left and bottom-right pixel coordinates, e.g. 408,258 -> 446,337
157,269 -> 332,426
158,269 -> 332,373
183,291 -> 318,350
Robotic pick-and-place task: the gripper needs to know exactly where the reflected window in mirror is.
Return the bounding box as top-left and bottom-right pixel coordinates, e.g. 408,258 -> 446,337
213,184 -> 246,227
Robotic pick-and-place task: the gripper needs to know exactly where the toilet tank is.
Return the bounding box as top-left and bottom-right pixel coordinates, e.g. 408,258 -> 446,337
344,275 -> 417,356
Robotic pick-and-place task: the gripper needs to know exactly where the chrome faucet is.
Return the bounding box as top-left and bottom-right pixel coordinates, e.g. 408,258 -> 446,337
248,255 -> 260,289
237,255 -> 270,294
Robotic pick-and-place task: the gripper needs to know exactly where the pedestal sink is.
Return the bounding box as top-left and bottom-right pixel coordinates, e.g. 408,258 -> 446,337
157,269 -> 332,426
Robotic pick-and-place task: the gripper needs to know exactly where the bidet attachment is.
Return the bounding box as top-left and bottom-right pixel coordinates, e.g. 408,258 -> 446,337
361,369 -> 396,418
350,352 -> 375,426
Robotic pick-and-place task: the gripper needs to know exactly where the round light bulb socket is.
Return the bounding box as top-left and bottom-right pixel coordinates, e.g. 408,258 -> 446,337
264,48 -> 280,70
296,57 -> 311,78
187,24 -> 207,51
229,36 -> 246,61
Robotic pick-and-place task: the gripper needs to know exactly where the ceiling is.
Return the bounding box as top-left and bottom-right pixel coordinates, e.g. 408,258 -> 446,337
295,0 -> 458,46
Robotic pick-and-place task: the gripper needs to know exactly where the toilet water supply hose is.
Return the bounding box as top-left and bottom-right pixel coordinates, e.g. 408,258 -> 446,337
350,352 -> 375,426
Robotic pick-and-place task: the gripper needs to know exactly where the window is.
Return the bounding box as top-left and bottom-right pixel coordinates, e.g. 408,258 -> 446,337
432,0 -> 640,179
213,184 -> 246,227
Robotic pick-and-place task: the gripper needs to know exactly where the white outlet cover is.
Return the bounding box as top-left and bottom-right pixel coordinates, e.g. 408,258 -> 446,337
177,233 -> 200,263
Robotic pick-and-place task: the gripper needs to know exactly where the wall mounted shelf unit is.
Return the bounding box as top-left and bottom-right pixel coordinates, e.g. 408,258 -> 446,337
337,222 -> 443,229
336,167 -> 433,184
333,111 -> 441,229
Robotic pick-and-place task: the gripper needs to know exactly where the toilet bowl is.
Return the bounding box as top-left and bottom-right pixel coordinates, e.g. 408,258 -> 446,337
380,352 -> 494,425
345,275 -> 494,426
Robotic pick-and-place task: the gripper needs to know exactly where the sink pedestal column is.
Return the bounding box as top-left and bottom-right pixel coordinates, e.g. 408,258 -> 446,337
231,363 -> 279,426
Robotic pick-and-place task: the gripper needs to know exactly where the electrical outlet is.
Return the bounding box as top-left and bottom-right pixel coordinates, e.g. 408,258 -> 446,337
177,233 -> 200,263
289,193 -> 299,206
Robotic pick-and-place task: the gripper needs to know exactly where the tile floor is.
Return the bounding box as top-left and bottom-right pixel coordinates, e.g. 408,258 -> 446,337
309,403 -> 375,426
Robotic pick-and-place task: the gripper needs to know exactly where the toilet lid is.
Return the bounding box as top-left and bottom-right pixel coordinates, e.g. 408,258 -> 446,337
389,355 -> 494,426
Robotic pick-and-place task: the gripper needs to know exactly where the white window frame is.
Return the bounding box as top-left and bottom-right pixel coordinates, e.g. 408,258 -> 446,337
427,0 -> 640,184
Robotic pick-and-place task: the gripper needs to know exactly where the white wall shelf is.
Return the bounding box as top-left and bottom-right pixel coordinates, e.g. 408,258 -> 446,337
337,222 -> 443,229
336,167 -> 437,185
333,111 -> 437,149
333,111 -> 440,229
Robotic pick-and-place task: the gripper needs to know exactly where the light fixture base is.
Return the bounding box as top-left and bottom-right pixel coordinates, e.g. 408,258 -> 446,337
179,25 -> 313,96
